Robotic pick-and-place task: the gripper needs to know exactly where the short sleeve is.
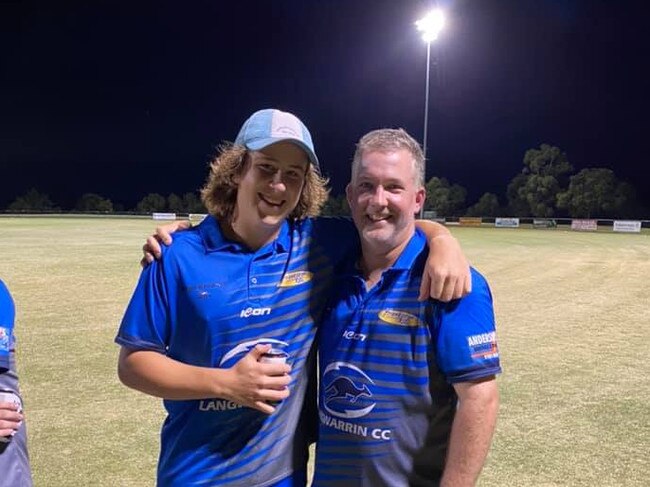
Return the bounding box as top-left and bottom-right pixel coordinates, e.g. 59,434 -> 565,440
115,258 -> 171,354
433,268 -> 502,383
0,280 -> 16,371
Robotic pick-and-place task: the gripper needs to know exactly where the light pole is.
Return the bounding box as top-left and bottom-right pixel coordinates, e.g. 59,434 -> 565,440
415,9 -> 445,218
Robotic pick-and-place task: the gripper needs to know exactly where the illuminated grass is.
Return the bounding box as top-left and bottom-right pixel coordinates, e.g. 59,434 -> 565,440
0,218 -> 648,486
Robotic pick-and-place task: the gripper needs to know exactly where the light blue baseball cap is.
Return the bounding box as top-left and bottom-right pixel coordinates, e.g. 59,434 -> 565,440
235,108 -> 320,174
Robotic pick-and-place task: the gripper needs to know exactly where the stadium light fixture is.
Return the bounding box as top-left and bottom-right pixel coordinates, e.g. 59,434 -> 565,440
415,9 -> 445,43
415,9 -> 445,218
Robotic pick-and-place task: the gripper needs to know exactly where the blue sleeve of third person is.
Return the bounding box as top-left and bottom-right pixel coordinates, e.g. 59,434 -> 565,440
0,280 -> 16,370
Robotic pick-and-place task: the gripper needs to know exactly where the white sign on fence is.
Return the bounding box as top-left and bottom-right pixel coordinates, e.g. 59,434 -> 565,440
571,219 -> 598,231
495,217 -> 520,228
152,212 -> 177,220
189,213 -> 208,223
613,220 -> 642,233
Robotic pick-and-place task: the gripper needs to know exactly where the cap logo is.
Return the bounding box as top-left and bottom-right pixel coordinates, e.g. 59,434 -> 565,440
271,111 -> 303,141
235,108 -> 321,174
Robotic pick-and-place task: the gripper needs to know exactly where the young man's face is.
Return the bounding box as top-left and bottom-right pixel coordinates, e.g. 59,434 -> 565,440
234,141 -> 309,228
347,149 -> 425,253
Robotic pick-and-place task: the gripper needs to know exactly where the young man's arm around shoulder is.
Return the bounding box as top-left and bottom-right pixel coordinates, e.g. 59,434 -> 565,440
415,219 -> 471,302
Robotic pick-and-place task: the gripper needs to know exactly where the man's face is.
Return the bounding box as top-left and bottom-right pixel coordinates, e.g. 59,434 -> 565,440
347,149 -> 425,253
234,142 -> 308,228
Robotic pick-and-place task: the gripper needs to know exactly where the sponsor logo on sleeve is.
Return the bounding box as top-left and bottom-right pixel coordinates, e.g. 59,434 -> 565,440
279,271 -> 313,287
467,331 -> 499,359
378,309 -> 422,327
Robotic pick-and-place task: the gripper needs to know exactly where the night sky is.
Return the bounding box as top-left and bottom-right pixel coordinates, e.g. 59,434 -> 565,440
2,0 -> 648,210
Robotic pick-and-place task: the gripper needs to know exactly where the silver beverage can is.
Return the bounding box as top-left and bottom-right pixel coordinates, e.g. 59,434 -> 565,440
259,350 -> 289,406
0,390 -> 22,444
259,349 -> 289,365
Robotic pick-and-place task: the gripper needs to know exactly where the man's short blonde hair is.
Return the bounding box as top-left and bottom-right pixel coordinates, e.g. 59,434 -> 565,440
200,143 -> 330,220
351,128 -> 425,188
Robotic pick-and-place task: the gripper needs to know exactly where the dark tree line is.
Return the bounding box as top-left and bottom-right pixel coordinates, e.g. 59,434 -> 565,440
3,144 -> 645,218
323,143 -> 643,218
134,192 -> 205,214
4,190 -> 206,214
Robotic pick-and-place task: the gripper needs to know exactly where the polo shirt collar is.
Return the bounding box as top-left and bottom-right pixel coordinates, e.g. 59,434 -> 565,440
386,228 -> 428,271
198,215 -> 291,254
272,220 -> 291,253
347,228 -> 428,277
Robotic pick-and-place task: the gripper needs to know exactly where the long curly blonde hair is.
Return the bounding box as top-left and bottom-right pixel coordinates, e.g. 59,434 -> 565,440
200,143 -> 330,221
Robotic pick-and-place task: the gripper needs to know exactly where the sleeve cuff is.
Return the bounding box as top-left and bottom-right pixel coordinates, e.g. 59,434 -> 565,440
447,365 -> 502,384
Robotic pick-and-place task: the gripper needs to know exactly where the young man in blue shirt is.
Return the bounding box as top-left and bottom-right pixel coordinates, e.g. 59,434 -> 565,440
313,129 -> 500,487
122,109 -> 471,486
0,280 -> 33,487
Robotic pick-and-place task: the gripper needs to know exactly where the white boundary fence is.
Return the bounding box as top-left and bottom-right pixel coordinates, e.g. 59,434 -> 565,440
1,213 -> 648,234
436,216 -> 648,233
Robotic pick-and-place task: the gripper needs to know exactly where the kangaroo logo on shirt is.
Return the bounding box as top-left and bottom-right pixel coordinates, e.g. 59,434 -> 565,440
322,362 -> 376,419
325,378 -> 371,403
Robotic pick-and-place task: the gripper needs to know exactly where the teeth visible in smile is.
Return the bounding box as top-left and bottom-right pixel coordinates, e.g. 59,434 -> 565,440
367,214 -> 389,221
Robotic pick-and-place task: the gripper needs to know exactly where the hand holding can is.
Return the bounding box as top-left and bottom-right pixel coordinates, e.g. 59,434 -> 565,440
0,390 -> 23,451
259,349 -> 289,366
259,349 -> 290,407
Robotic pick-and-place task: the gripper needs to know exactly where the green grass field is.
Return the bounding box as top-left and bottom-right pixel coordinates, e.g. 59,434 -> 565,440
0,217 -> 648,486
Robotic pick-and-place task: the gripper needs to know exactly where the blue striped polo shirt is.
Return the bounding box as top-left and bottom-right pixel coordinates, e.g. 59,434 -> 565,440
313,229 -> 501,487
116,215 -> 357,487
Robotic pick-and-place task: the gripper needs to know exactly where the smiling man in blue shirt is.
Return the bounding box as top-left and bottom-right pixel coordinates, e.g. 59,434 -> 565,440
313,129 -> 500,487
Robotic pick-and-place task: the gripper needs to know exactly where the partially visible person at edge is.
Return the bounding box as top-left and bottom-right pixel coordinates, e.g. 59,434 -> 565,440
119,108 -> 471,486
313,129 -> 500,487
0,279 -> 34,487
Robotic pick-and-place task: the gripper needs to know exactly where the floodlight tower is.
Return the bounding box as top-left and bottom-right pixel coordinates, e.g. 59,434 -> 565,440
415,9 -> 445,218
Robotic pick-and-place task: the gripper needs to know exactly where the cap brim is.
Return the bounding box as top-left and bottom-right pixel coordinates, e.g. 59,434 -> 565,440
246,138 -> 320,174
